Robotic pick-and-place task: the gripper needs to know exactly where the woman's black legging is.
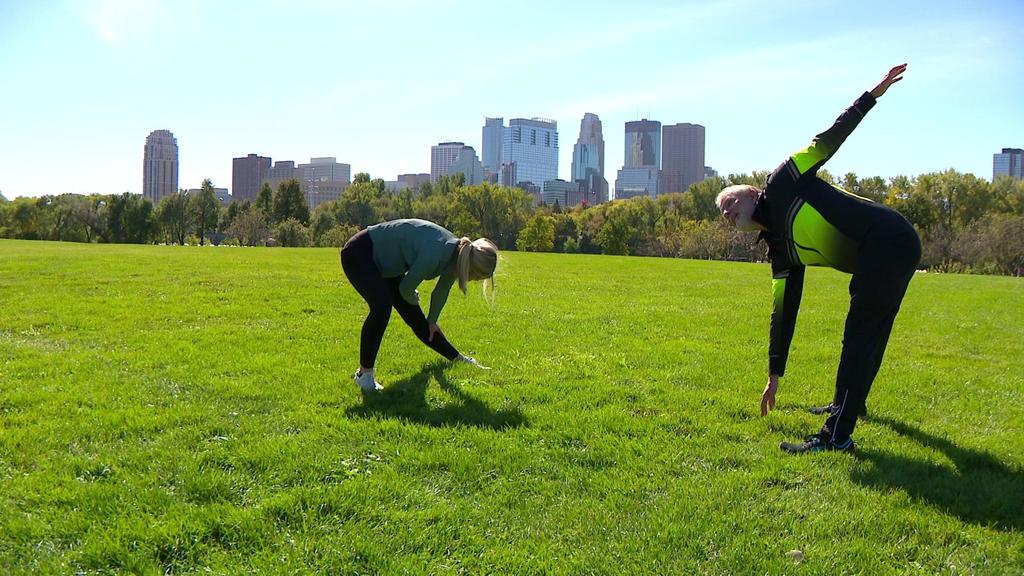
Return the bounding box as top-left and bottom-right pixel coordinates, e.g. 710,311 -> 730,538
341,229 -> 459,368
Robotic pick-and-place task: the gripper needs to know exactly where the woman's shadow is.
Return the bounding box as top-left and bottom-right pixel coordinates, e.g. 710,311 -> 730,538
344,360 -> 526,430
852,416 -> 1023,532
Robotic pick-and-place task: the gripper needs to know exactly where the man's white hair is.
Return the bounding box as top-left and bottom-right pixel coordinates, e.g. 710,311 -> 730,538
715,184 -> 761,211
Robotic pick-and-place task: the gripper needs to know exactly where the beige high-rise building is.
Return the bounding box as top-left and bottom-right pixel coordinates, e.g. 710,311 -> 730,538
431,142 -> 466,183
662,123 -> 705,194
143,130 -> 178,205
297,157 -> 351,208
232,153 -> 271,202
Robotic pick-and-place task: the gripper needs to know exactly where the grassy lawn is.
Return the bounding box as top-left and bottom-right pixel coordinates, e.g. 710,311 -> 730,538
1,239 -> 1021,574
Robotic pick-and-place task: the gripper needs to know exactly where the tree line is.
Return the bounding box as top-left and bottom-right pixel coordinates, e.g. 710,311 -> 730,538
2,169 -> 1022,276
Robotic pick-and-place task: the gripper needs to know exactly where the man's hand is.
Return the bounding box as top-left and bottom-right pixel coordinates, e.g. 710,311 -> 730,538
760,374 -> 779,416
869,63 -> 907,99
428,322 -> 442,342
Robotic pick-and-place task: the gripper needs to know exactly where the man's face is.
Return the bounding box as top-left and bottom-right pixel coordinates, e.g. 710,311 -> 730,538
720,192 -> 759,231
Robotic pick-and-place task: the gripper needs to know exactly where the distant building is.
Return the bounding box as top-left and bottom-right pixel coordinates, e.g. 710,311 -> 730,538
268,160 -> 297,180
615,119 -> 661,199
398,173 -> 431,191
993,147 -> 1024,180
431,142 -> 465,182
383,180 -> 410,193
662,123 -> 705,194
143,130 -> 178,205
615,168 -> 661,200
482,117 -> 504,176
260,160 -> 298,198
447,146 -> 485,186
571,113 -> 608,205
542,179 -> 584,208
503,118 -> 558,190
705,166 -> 719,179
186,187 -> 231,206
297,157 -> 351,208
232,153 -> 271,202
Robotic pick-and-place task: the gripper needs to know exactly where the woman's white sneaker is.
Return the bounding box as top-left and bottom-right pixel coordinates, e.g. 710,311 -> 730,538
354,369 -> 383,392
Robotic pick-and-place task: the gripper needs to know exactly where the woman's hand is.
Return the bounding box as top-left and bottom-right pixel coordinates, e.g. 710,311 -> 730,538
869,63 -> 907,99
760,374 -> 779,416
428,322 -> 442,342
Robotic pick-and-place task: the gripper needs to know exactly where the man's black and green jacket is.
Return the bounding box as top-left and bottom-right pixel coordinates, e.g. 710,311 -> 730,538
751,91 -> 904,377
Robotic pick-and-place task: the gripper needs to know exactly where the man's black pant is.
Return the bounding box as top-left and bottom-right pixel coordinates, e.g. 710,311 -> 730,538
823,214 -> 921,444
340,230 -> 459,368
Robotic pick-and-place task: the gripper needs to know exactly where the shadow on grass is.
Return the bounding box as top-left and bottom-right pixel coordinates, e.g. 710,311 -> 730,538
852,416 -> 1023,532
344,360 -> 526,430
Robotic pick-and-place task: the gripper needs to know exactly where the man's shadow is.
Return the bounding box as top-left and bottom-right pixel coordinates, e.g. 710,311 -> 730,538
852,416 -> 1023,532
344,360 -> 526,430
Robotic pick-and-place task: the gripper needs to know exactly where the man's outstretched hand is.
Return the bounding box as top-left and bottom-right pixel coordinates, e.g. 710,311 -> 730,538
870,63 -> 907,99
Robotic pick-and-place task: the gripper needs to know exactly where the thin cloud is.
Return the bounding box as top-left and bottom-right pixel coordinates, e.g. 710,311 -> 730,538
71,0 -> 161,44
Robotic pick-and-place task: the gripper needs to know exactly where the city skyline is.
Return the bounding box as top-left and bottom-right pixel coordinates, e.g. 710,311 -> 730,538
1,1 -> 1022,199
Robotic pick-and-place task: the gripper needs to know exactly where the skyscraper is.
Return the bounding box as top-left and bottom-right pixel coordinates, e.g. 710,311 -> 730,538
571,113 -> 608,205
482,117 -> 504,176
502,118 -> 558,191
298,157 -> 351,208
662,123 -> 705,194
143,129 -> 178,205
232,153 -> 271,202
993,147 -> 1024,180
447,146 -> 485,186
615,119 -> 661,199
431,142 -> 466,182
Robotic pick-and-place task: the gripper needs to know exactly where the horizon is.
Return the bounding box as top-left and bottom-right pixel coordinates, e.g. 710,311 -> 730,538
1,0 -> 1022,199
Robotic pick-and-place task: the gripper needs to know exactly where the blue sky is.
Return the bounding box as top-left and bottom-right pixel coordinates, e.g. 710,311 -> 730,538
1,0 -> 1022,199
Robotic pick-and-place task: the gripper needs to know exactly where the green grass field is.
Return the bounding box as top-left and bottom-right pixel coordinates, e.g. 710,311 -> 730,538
1,239 -> 1022,575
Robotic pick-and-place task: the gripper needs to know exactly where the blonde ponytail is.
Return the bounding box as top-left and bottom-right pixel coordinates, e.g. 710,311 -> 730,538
456,237 -> 499,297
456,237 -> 472,294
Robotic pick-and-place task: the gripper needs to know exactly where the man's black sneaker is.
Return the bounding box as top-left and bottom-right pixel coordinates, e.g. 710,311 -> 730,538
780,434 -> 856,454
808,403 -> 868,420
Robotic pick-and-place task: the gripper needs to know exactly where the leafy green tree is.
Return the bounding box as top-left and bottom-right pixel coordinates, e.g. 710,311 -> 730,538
49,194 -> 91,242
318,224 -> 360,248
309,210 -> 337,246
229,208 -> 270,246
107,193 -> 156,243
450,183 -> 532,249
338,182 -> 381,228
516,214 -> 555,252
394,187 -> 415,219
272,179 -> 310,225
189,179 -> 221,245
552,212 -> 579,252
275,218 -> 311,247
0,194 -> 9,237
991,175 -> 1024,215
857,175 -> 889,203
677,176 -> 727,221
256,183 -> 274,218
10,197 -> 42,239
595,202 -> 633,255
886,175 -> 942,233
157,191 -> 190,245
75,194 -> 110,243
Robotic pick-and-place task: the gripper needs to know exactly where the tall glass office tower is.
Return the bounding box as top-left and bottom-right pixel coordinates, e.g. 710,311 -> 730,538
481,117 -> 504,175
615,119 -> 661,199
571,113 -> 608,204
993,147 -> 1024,180
502,118 -> 558,189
